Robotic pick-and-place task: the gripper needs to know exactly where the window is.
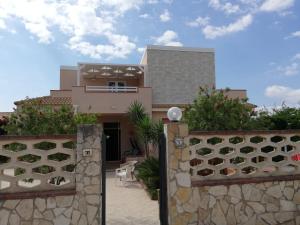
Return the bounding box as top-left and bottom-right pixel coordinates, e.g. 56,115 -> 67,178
108,81 -> 126,92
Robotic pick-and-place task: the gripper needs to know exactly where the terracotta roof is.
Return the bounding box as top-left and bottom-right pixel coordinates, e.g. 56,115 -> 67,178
14,96 -> 72,106
0,112 -> 12,119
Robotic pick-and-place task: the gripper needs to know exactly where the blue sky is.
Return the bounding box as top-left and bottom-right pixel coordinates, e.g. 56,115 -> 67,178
0,0 -> 299,111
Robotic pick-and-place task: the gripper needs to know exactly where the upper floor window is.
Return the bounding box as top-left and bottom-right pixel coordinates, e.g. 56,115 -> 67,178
108,81 -> 126,92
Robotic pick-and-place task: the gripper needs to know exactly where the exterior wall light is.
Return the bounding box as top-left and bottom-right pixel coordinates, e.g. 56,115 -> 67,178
167,107 -> 182,122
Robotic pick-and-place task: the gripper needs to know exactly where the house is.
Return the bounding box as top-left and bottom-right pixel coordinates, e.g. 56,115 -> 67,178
14,45 -> 249,162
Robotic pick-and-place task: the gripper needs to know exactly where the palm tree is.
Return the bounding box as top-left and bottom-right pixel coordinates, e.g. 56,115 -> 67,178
127,101 -> 147,125
137,116 -> 153,158
150,120 -> 163,151
127,101 -> 164,158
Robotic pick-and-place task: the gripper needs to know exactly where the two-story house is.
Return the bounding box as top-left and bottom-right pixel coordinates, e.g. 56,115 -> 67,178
14,45 -> 249,162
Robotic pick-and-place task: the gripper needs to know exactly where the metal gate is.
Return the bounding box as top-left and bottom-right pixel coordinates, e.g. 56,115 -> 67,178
101,134 -> 106,225
159,133 -> 168,225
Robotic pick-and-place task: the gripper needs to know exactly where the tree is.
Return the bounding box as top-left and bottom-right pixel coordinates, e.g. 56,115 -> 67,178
251,106 -> 300,130
150,120 -> 164,150
183,88 -> 253,131
127,101 -> 147,126
0,116 -> 8,135
4,101 -> 98,135
127,102 -> 164,158
136,116 -> 153,158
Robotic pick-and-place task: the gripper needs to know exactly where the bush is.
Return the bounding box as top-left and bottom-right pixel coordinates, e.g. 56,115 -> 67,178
251,106 -> 300,130
0,116 -> 8,135
135,157 -> 159,200
4,101 -> 99,135
127,102 -> 163,158
184,88 -> 253,131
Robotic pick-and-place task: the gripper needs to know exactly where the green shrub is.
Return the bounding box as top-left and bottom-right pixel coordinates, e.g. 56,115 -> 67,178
127,102 -> 163,158
184,87 -> 253,131
135,157 -> 159,200
250,106 -> 300,130
4,101 -> 99,135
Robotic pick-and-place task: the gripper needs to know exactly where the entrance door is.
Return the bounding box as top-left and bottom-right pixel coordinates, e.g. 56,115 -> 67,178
103,122 -> 121,161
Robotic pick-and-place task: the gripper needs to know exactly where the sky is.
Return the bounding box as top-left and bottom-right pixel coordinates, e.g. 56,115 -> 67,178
0,0 -> 299,112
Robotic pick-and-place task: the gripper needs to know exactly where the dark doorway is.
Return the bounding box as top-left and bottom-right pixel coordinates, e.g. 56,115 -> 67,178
103,122 -> 121,161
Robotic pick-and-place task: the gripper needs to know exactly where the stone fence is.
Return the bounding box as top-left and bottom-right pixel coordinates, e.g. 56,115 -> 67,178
0,125 -> 103,225
165,123 -> 300,225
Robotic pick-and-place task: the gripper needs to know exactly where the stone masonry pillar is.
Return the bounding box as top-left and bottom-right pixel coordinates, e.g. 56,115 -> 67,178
165,123 -> 198,225
72,125 -> 103,225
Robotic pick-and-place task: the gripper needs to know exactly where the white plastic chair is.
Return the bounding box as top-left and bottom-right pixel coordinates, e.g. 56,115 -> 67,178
115,161 -> 138,185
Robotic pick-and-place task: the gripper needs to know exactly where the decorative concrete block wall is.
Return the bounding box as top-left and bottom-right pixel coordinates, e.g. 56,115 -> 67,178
0,124 -> 103,225
165,123 -> 300,225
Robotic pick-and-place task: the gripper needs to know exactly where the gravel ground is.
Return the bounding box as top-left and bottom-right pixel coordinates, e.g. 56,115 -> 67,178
106,172 -> 160,225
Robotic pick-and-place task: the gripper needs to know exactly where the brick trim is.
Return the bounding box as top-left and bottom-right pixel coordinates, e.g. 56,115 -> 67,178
190,129 -> 300,136
191,174 -> 300,187
0,189 -> 76,200
0,135 -> 76,141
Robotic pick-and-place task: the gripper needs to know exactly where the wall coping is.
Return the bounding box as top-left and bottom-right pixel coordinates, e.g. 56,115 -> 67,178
0,135 -> 76,141
189,129 -> 300,136
0,188 -> 76,200
191,174 -> 300,187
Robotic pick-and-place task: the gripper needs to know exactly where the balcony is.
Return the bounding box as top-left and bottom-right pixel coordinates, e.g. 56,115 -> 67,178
86,85 -> 138,93
72,86 -> 152,114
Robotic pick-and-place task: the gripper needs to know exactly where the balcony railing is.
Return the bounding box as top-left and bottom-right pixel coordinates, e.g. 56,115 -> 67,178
86,85 -> 138,93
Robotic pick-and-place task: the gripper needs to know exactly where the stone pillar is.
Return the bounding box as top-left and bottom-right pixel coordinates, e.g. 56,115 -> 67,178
165,123 -> 198,225
72,125 -> 102,225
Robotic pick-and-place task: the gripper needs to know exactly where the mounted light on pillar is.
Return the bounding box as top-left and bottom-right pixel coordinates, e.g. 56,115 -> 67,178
167,107 -> 185,148
167,107 -> 182,122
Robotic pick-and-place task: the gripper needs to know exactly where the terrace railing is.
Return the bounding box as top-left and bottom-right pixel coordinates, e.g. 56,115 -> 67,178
188,130 -> 300,183
86,85 -> 138,93
0,135 -> 76,193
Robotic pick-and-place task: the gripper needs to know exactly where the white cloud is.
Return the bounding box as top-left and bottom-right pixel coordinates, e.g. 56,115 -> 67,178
101,0 -> 143,14
187,16 -> 210,27
260,0 -> 294,12
284,30 -> 300,39
291,30 -> 300,38
160,9 -> 171,22
278,10 -> 293,17
265,85 -> 300,104
209,0 -> 240,14
0,0 -> 140,59
154,30 -> 183,46
202,14 -> 253,39
139,13 -> 150,18
268,54 -> 300,76
277,63 -> 299,76
163,0 -> 173,4
25,22 -> 54,44
293,53 -> 300,61
148,0 -> 158,4
0,19 -> 6,29
68,32 -> 136,59
137,47 -> 145,53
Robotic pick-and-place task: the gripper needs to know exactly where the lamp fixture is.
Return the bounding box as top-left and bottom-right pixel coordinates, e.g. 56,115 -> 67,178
167,107 -> 182,122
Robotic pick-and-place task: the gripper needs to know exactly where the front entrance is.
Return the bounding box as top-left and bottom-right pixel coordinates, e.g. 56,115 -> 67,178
101,127 -> 166,225
103,122 -> 121,161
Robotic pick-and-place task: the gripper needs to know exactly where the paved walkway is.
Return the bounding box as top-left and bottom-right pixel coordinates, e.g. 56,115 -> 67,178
106,172 -> 160,225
